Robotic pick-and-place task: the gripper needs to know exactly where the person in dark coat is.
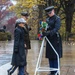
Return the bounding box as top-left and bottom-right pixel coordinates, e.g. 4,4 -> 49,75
7,18 -> 27,75
21,12 -> 31,75
43,6 -> 62,75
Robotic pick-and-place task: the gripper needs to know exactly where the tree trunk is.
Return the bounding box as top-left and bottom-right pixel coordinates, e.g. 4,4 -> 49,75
65,1 -> 74,33
65,13 -> 73,33
65,0 -> 74,40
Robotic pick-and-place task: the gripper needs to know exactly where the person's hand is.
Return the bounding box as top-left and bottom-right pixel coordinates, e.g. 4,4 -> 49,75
42,31 -> 50,37
24,44 -> 27,48
42,32 -> 47,37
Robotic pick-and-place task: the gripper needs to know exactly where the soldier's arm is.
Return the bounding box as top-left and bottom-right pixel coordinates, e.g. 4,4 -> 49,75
49,17 -> 61,36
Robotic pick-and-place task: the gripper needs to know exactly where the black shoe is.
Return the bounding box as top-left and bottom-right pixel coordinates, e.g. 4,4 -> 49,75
48,73 -> 55,75
7,70 -> 11,75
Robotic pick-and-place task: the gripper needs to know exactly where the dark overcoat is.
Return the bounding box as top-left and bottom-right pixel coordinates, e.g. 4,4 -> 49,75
24,24 -> 31,49
11,26 -> 26,66
46,15 -> 62,59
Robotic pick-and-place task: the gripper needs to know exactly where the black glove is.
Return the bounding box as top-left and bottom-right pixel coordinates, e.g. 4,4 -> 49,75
14,49 -> 18,53
42,31 -> 50,37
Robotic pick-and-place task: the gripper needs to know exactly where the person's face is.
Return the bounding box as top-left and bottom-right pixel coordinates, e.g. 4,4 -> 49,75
19,23 -> 25,27
48,9 -> 55,17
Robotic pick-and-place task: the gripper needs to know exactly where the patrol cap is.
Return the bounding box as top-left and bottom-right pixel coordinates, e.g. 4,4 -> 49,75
21,12 -> 29,16
45,6 -> 54,14
16,18 -> 26,24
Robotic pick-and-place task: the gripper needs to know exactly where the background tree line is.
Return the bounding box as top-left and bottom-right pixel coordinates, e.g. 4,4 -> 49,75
0,0 -> 75,40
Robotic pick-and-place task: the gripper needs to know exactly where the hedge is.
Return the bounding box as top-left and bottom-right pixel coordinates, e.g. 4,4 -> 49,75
0,32 -> 12,41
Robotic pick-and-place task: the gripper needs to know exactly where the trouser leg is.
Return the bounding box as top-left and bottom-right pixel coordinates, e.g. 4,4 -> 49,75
18,66 -> 24,75
49,59 -> 58,74
24,50 -> 29,75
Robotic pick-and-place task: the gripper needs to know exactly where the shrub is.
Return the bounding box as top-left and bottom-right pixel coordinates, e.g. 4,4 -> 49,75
0,32 -> 12,41
6,32 -> 12,41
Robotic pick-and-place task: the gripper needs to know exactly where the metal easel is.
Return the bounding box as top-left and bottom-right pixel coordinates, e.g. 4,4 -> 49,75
34,36 -> 60,75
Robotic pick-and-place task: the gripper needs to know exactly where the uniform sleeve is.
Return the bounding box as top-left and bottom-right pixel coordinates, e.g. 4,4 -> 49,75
50,17 -> 61,36
14,29 -> 20,52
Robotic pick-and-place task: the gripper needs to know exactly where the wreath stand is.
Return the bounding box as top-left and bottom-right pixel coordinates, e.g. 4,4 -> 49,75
34,36 -> 60,75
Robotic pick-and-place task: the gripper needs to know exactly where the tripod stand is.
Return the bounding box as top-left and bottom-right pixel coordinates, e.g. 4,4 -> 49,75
34,36 -> 60,75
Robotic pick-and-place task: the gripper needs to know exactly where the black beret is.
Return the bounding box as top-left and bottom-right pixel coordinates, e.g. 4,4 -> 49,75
45,6 -> 54,12
21,12 -> 29,16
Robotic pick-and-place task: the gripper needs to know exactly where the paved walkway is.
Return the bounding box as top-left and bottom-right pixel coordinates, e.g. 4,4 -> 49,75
0,40 -> 75,75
